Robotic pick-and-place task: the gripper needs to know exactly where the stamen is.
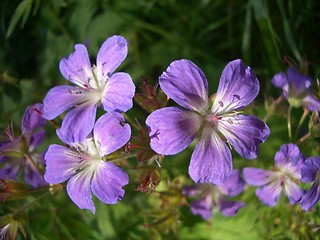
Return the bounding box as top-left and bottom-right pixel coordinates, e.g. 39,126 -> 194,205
217,94 -> 243,114
207,113 -> 221,128
68,88 -> 85,95
31,106 -> 43,115
233,94 -> 240,101
227,118 -> 233,124
68,74 -> 88,89
4,124 -> 15,141
150,129 -> 160,140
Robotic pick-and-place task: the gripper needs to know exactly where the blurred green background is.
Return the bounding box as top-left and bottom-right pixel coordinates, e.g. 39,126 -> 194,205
0,0 -> 319,239
1,0 -> 320,127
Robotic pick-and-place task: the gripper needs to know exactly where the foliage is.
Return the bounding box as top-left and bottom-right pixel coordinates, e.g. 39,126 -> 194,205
0,0 -> 320,239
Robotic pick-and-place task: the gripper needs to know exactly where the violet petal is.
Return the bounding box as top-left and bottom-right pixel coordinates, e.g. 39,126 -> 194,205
0,160 -> 20,180
300,181 -> 320,211
44,144 -> 81,184
24,162 -> 46,187
217,197 -> 245,217
212,59 -> 260,114
94,112 -> 131,156
284,178 -> 303,204
256,181 -> 282,207
189,127 -> 232,184
29,129 -> 46,151
59,44 -> 93,87
96,35 -> 128,79
287,67 -> 311,95
302,95 -> 320,112
271,72 -> 289,97
43,85 -> 88,120
301,157 -> 320,183
243,167 -> 270,186
218,115 -> 270,159
67,170 -> 95,213
56,102 -> 97,143
274,143 -> 302,166
218,170 -> 245,197
159,59 -> 208,112
101,72 -> 135,112
182,185 -> 200,197
190,194 -> 213,220
21,103 -> 46,134
91,161 -> 128,205
146,107 -> 201,155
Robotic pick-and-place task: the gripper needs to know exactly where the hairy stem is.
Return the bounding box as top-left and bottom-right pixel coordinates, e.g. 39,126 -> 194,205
13,192 -> 49,218
294,108 -> 309,141
123,113 -> 141,130
287,105 -> 293,141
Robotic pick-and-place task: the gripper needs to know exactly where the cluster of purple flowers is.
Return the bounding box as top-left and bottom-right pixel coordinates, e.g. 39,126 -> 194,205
183,170 -> 245,220
43,35 -> 135,213
243,143 -> 320,211
0,103 -> 47,187
43,35 -> 135,143
271,67 -> 320,111
1,34 -> 319,217
146,59 -> 270,184
183,144 -> 320,220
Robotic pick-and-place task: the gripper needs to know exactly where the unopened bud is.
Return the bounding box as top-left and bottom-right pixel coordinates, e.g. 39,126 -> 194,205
0,215 -> 26,240
135,168 -> 161,193
134,76 -> 168,113
129,124 -> 158,163
309,111 -> 320,136
0,179 -> 28,202
19,135 -> 29,154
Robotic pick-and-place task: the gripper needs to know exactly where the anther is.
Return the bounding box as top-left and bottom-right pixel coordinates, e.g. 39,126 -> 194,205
227,118 -> 233,124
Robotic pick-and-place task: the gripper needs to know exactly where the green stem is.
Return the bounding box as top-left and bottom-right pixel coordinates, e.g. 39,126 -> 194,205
123,113 -> 140,130
43,5 -> 74,42
293,108 -> 309,141
24,154 -> 42,173
48,119 -> 60,129
287,105 -> 293,141
13,192 -> 49,218
105,153 -> 137,161
296,132 -> 311,145
27,184 -> 62,194
263,95 -> 283,122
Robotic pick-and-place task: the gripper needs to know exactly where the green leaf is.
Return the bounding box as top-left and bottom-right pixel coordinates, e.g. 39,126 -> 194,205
3,82 -> 22,103
6,0 -> 34,38
242,1 -> 252,63
276,0 -> 301,62
251,0 -> 282,72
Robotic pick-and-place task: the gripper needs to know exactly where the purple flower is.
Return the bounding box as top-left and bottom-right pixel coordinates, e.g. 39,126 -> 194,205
146,59 -> 269,184
271,67 -> 320,111
43,35 -> 135,143
44,112 -> 131,213
0,104 -> 47,187
300,156 -> 320,211
183,170 -> 245,220
243,143 -> 305,207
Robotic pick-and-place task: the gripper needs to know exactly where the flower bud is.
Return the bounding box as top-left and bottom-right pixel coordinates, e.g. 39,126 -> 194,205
134,77 -> 168,113
135,167 -> 161,193
0,215 -> 26,240
126,125 -> 158,163
0,179 -> 28,202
